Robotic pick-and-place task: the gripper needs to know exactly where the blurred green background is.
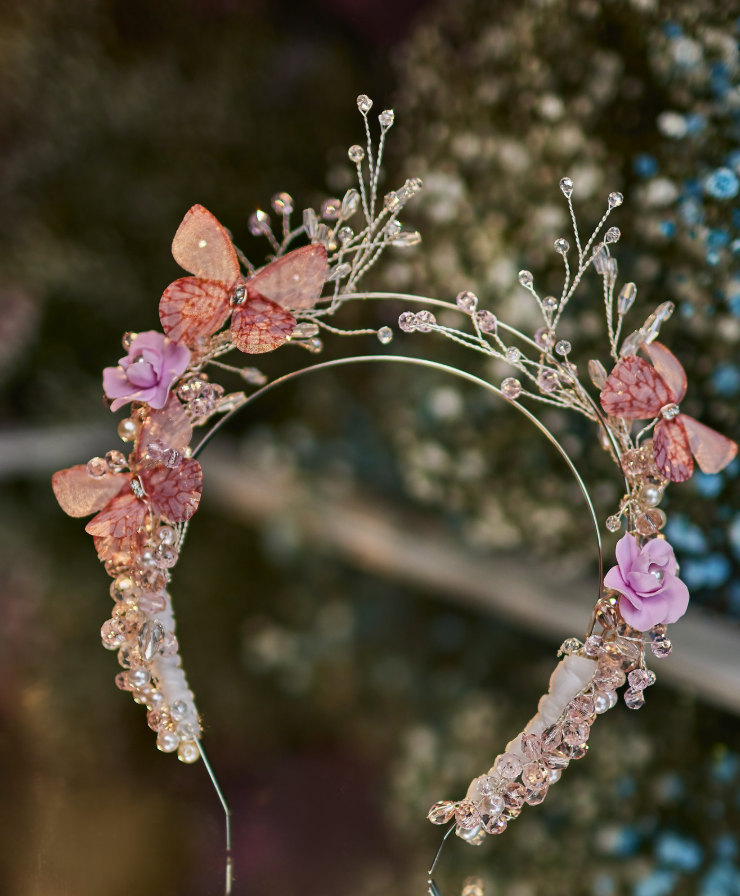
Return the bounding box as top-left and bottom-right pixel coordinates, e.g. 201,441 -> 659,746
2,2 -> 740,896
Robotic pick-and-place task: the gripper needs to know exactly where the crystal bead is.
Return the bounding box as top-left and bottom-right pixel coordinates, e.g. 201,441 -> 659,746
621,449 -> 647,478
543,296 -> 558,312
624,688 -> 645,710
620,329 -> 646,358
121,331 -> 137,349
379,109 -> 395,128
101,619 -> 126,650
585,634 -> 603,657
104,450 -> 127,473
321,198 -> 341,220
559,177 -> 574,198
302,208 -> 318,238
161,632 -> 179,657
605,227 -> 621,244
651,636 -> 672,658
628,669 -> 652,690
414,310 -> 436,332
501,377 -> 522,400
524,784 -> 548,806
537,370 -> 559,393
479,794 -> 505,828
157,730 -> 179,753
518,270 -> 534,288
293,322 -> 320,339
391,230 -> 422,246
130,478 -> 145,500
554,238 -> 569,255
650,623 -> 667,640
566,744 -> 588,761
348,145 -> 365,163
377,326 -> 393,345
521,733 -> 542,761
162,448 -> 182,469
272,192 -> 294,215
521,761 -> 548,789
618,283 -> 637,315
504,347 -> 520,364
154,544 -> 178,569
555,340 -> 571,355
398,312 -> 416,333
497,753 -> 523,779
485,814 -> 507,836
336,191 -> 359,221
248,210 -> 270,236
456,290 -> 478,313
177,721 -> 199,742
117,418 -> 139,442
337,227 -> 354,245
86,457 -> 108,479
607,258 -> 618,287
608,192 -> 624,208
475,310 -> 497,333
115,671 -> 131,690
503,781 -> 527,808
138,620 -> 165,661
455,800 -> 480,829
605,514 -> 622,533
568,694 -> 595,722
110,576 -> 134,602
462,878 -> 485,896
562,721 -> 590,747
643,302 -> 675,344
408,177 -> 423,193
588,359 -> 608,389
593,690 -> 612,714
147,709 -> 169,731
534,327 -> 555,349
356,94 -> 373,114
428,801 -> 456,824
178,742 -> 200,764
594,664 -> 625,691
559,637 -> 583,655
542,749 -> 569,770
476,775 -> 496,796
326,263 -> 351,281
593,244 -> 609,274
384,191 -> 401,212
143,439 -> 164,462
541,724 -> 563,752
136,593 -> 167,615
636,508 -> 667,536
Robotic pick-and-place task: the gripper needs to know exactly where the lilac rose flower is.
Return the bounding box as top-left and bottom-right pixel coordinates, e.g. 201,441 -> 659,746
604,532 -> 689,631
103,330 -> 190,412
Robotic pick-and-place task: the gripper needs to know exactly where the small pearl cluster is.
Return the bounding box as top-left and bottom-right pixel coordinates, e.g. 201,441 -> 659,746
604,438 -> 670,536
427,595 -> 669,844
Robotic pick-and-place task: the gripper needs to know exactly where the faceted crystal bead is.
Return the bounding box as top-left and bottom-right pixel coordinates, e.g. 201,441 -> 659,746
642,302 -> 675,344
559,177 -> 574,198
584,634 -> 604,657
562,721 -> 590,747
145,439 -> 166,462
537,370 -> 559,393
518,270 -> 534,288
497,753 -> 523,779
628,669 -> 652,690
607,258 -> 618,288
565,744 -> 588,761
132,566 -> 165,593
384,192 -> 401,212
462,878 -> 485,896
356,94 -> 373,113
105,450 -> 127,472
293,322 -> 320,339
568,694 -> 595,722
618,282 -> 637,315
606,515 -> 622,533
321,198 -> 341,220
554,238 -> 569,255
303,208 -> 318,238
115,671 -> 131,691
155,544 -> 179,569
455,800 -> 480,829
248,210 -> 271,236
524,784 -> 548,806
521,733 -> 542,761
636,509 -> 667,536
621,449 -> 647,478
339,189 -> 360,220
521,762 -> 548,789
475,310 -> 497,333
86,457 -> 108,479
608,192 -> 624,208
117,418 -> 139,442
542,749 -> 569,771
337,226 -> 354,245
605,227 -> 621,244
534,327 -> 555,350
147,709 -> 169,731
348,145 -> 365,163
138,620 -> 165,661
178,742 -> 200,764
543,296 -> 558,312
612,636 -> 641,665
136,593 -> 167,614
391,230 -> 422,246
379,109 -> 395,128
326,263 -> 351,281
588,359 -> 608,389
624,688 -> 645,710
501,377 -> 522,400
541,724 -> 563,752
161,632 -> 179,658
485,815 -> 507,835
555,340 -> 571,356
559,637 -> 582,655
456,290 -> 478,313
502,781 -> 527,808
504,347 -> 520,364
650,623 -> 667,639
377,327 -> 393,345
479,794 -> 505,828
157,730 -> 179,753
476,775 -> 496,795
593,244 -> 608,274
651,636 -> 672,658
110,576 -> 134,602
414,310 -> 436,332
594,664 -> 625,691
398,312 -> 416,333
428,801 -> 456,824
271,192 -> 294,215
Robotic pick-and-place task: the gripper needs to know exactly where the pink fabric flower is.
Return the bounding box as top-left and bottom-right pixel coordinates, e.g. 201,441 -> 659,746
103,330 -> 190,412
604,532 -> 689,631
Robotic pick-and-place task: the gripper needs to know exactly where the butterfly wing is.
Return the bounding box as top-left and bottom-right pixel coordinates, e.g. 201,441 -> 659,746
172,205 -> 241,283
247,244 -> 328,311
93,532 -> 147,565
85,486 -> 148,538
230,295 -> 296,354
136,394 -> 192,463
600,355 -> 673,419
140,458 -> 202,523
159,276 -> 232,346
681,414 -> 738,474
653,417 -> 694,482
643,342 -> 687,403
52,466 -> 130,518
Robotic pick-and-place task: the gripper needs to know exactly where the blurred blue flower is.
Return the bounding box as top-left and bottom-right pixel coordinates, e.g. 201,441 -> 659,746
655,831 -> 704,871
634,870 -> 677,896
708,229 -> 731,250
660,220 -> 677,238
635,154 -> 659,178
729,515 -> 740,560
681,198 -> 705,224
712,363 -> 740,397
705,168 -> 740,200
715,835 -> 738,861
694,471 -> 725,497
681,554 -> 731,589
700,861 -> 740,896
711,752 -> 740,784
665,515 -> 708,553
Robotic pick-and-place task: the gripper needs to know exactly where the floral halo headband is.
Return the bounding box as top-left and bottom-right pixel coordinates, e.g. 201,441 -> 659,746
52,96 -> 738,895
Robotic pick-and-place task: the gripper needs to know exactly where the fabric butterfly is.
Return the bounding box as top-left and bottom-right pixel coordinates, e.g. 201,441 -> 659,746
600,341 -> 737,482
52,396 -> 202,563
159,204 -> 328,353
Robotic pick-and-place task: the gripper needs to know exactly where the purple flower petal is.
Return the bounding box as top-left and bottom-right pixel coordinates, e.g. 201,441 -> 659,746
103,330 -> 190,412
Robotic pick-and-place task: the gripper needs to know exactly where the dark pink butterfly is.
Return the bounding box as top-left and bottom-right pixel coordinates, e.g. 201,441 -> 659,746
600,341 -> 737,483
159,204 -> 328,354
52,396 -> 202,560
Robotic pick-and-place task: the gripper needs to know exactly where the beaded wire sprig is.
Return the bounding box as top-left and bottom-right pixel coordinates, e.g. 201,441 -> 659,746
51,96 -> 737,896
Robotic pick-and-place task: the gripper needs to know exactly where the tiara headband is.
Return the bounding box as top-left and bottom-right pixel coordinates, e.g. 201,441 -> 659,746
52,96 -> 737,895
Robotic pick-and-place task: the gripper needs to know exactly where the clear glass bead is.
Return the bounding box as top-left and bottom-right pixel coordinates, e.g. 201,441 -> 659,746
339,189 -> 360,220
559,177 -> 574,198
606,515 -> 622,533
356,94 -> 373,114
605,227 -> 621,244
377,326 -> 393,345
624,688 -> 645,710
154,544 -> 178,569
101,619 -> 126,650
105,450 -> 127,472
271,192 -> 294,215
178,742 -> 200,764
501,377 -> 522,399
293,322 -> 320,339
518,270 -> 534,288
321,198 -> 341,220
110,576 -> 134,602
428,801 -> 456,824
414,310 -> 436,332
618,282 -> 637,315
537,370 -> 559,393
521,761 -> 548,789
521,733 -> 542,761
621,449 -> 647,478
497,753 -> 523,779
170,700 -> 187,722
534,327 -> 555,349
117,418 -> 139,442
608,192 -> 624,208
337,226 -> 354,245
620,329 -> 645,357
562,721 -> 590,747
456,290 -> 478,313
455,799 -> 480,829
555,340 -> 571,356
115,671 -> 131,691
86,457 -> 108,479
504,347 -> 520,364
379,109 -> 395,128
588,359 -> 608,389
145,439 -> 165,461
593,244 -> 609,274
554,238 -> 569,255
383,191 -> 401,212
348,145 -> 365,163
132,566 -> 165,593
543,296 -> 558,312
651,636 -> 672,658
138,620 -> 165,661
475,310 -> 497,333
476,775 -> 495,796
502,781 -> 527,808
248,210 -> 270,236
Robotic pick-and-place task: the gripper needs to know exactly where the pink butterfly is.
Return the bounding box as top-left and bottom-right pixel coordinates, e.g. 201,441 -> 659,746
52,396 -> 202,562
600,341 -> 737,483
159,205 -> 328,353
